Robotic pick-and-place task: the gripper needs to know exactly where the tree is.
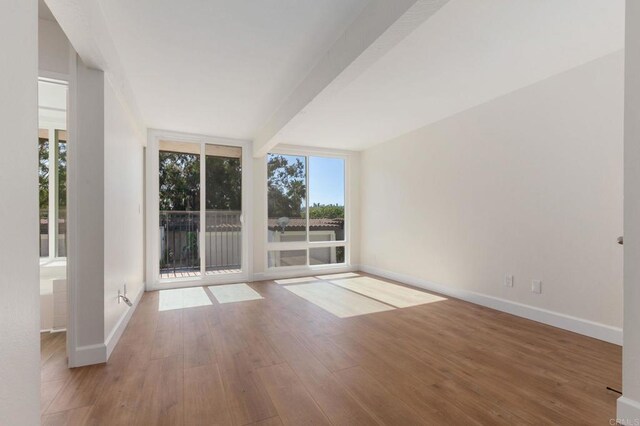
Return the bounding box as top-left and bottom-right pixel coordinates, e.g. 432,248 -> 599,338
267,154 -> 306,218
159,152 -> 243,212
58,140 -> 67,213
39,138 -> 49,211
206,156 -> 241,210
309,203 -> 343,219
159,152 -> 200,211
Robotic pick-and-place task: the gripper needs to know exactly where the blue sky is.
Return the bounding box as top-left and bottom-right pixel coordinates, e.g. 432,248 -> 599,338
309,156 -> 344,206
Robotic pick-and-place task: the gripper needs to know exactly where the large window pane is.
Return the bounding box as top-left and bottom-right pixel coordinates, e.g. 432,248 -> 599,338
267,154 -> 306,242
56,130 -> 67,257
205,144 -> 242,274
39,132 -> 49,257
309,156 -> 345,242
310,246 -> 345,265
159,143 -> 201,278
268,250 -> 307,268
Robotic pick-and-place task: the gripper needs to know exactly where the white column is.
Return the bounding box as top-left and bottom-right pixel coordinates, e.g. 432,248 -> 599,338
0,0 -> 40,423
619,1 -> 640,424
67,56 -> 106,366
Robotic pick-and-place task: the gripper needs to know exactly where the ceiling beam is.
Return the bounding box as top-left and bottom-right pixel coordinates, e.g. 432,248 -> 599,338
252,0 -> 449,157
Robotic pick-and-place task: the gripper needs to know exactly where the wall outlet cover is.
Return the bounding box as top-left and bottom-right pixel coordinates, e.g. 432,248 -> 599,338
532,280 -> 542,294
505,275 -> 514,287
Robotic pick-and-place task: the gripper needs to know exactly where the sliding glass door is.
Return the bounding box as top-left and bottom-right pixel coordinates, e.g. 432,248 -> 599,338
157,140 -> 243,281
159,142 -> 201,278
205,145 -> 242,275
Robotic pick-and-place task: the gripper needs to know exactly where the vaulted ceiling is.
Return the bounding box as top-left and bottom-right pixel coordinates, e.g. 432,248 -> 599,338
46,0 -> 624,153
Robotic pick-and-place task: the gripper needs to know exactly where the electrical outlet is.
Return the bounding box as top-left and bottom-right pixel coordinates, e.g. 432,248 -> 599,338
505,275 -> 514,288
531,280 -> 542,294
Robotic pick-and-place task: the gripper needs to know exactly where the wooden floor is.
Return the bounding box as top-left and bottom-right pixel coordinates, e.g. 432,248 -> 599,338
41,273 -> 621,425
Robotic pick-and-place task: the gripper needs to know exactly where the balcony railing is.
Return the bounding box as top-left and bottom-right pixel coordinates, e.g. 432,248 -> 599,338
159,210 -> 241,277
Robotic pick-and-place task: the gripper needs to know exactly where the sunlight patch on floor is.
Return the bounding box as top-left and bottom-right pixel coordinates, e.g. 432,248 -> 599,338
158,287 -> 212,311
314,272 -> 360,280
208,283 -> 264,304
284,282 -> 394,318
274,276 -> 320,285
328,276 -> 447,308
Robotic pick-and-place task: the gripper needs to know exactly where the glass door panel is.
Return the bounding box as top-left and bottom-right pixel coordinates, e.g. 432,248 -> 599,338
159,141 -> 201,279
56,130 -> 67,257
39,130 -> 49,257
205,144 -> 242,274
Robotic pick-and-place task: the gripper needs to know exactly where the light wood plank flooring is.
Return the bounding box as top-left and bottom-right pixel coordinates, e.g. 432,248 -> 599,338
41,273 -> 621,425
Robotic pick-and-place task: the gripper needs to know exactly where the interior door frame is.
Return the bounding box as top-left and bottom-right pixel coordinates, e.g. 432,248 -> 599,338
145,129 -> 253,290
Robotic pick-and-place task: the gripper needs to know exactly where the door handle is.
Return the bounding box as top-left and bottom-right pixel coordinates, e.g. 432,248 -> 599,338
618,236 -> 624,245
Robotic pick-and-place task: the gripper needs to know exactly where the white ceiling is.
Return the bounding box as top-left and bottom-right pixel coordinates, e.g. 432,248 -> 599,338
273,0 -> 625,150
49,0 -> 625,151
96,0 -> 369,140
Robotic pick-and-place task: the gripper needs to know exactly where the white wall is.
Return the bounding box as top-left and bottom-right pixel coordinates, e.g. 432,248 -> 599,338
619,0 -> 640,422
103,77 -> 144,352
0,0 -> 40,423
39,17 -> 70,75
68,60 -> 145,365
360,51 -> 624,339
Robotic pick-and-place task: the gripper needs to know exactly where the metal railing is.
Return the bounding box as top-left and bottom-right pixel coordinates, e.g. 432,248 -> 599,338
159,210 -> 241,276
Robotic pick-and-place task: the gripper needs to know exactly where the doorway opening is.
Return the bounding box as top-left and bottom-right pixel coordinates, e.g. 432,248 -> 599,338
39,77 -> 70,385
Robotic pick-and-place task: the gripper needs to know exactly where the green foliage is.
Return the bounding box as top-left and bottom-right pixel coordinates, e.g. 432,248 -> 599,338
58,139 -> 67,210
159,152 -> 200,211
309,203 -> 344,219
267,154 -> 306,218
39,138 -> 49,210
159,152 -> 242,212
206,156 -> 241,210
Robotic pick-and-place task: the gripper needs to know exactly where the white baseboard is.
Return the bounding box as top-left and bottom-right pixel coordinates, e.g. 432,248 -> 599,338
617,397 -> 640,425
72,342 -> 107,367
105,286 -> 144,360
69,285 -> 143,367
147,274 -> 250,291
253,264 -> 359,282
359,265 -> 622,345
40,328 -> 67,334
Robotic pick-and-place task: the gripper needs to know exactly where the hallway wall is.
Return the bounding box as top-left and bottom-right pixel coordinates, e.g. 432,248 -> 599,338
0,0 -> 40,423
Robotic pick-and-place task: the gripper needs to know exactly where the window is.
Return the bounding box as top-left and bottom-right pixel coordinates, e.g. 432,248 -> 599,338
39,132 -> 49,257
267,154 -> 307,242
38,79 -> 68,258
267,153 -> 346,268
56,131 -> 67,257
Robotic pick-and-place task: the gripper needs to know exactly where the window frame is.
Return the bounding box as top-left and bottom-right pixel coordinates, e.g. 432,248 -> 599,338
265,146 -> 350,271
38,78 -> 68,260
